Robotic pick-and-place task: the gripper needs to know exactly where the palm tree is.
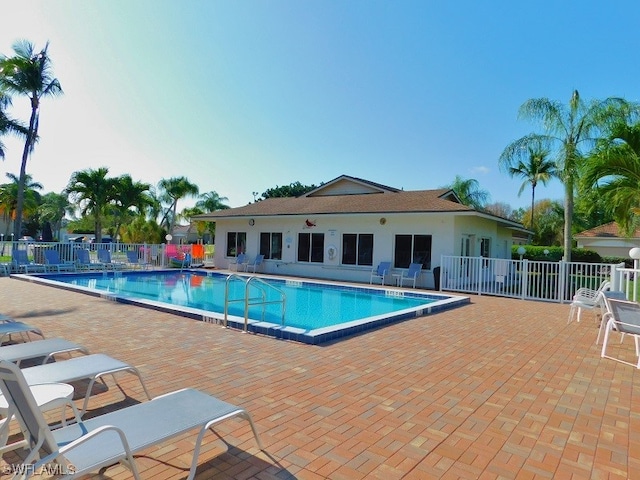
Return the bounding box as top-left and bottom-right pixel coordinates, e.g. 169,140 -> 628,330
0,173 -> 43,239
0,92 -> 26,159
157,176 -> 199,236
0,40 -> 62,239
38,192 -> 72,241
195,191 -> 229,212
111,175 -> 151,241
66,167 -> 117,242
581,120 -> 640,234
500,90 -> 631,260
499,143 -> 556,231
445,175 -> 490,210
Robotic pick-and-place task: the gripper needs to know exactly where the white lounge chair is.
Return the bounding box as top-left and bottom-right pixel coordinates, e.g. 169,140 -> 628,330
601,298 -> 640,368
0,359 -> 263,480
567,280 -> 610,323
0,337 -> 89,366
0,321 -> 44,344
370,261 -> 391,285
20,353 -> 152,416
398,262 -> 422,288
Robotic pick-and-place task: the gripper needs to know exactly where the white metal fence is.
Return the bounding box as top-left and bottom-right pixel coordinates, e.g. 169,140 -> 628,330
439,255 -> 621,303
0,241 -> 215,273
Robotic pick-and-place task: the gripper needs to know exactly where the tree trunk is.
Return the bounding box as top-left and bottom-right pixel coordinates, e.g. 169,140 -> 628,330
13,106 -> 38,239
563,179 -> 573,261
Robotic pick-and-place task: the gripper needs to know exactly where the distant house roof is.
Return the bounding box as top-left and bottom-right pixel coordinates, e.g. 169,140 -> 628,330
575,221 -> 640,239
195,174 -> 528,232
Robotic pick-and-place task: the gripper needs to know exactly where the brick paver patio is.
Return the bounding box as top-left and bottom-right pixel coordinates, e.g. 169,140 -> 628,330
0,275 -> 638,479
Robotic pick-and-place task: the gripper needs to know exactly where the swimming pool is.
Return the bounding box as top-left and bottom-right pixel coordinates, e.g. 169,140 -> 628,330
17,270 -> 469,344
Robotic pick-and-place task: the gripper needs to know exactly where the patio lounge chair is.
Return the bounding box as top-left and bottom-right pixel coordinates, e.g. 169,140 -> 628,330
596,290 -> 628,345
97,248 -> 126,270
370,261 -> 391,285
0,359 -> 263,480
0,337 -> 89,366
76,248 -> 106,271
397,262 -> 422,288
44,249 -> 77,273
0,321 -> 44,344
567,280 -> 611,323
244,254 -> 264,273
126,250 -> 151,269
11,249 -> 46,274
601,298 -> 640,368
20,353 -> 152,416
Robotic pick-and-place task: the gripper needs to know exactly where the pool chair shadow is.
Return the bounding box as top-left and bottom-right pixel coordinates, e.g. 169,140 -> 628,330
0,359 -> 264,480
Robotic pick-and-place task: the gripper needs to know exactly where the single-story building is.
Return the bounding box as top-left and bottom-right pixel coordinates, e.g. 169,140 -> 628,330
196,175 -> 530,288
575,222 -> 640,258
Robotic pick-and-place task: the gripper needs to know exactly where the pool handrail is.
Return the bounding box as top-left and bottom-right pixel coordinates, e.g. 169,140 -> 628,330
223,274 -> 286,331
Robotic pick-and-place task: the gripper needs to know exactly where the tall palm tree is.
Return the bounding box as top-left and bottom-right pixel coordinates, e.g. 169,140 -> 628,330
0,92 -> 26,159
445,175 -> 490,210
111,175 -> 151,241
66,167 -> 117,242
195,191 -> 229,212
581,120 -> 640,234
499,143 -> 556,231
0,172 -> 43,239
158,176 -> 199,236
0,40 -> 62,239
500,90 -> 631,260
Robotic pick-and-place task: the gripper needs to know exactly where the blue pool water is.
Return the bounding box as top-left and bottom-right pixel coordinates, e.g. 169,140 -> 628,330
20,270 -> 468,344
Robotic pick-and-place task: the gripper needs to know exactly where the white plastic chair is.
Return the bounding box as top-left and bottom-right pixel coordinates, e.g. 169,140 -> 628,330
567,280 -> 610,323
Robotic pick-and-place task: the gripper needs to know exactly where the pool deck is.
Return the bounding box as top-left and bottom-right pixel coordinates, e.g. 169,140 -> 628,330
0,276 -> 638,479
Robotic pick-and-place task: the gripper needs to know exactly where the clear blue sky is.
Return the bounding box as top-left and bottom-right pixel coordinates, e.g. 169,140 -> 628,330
1,1 -> 639,212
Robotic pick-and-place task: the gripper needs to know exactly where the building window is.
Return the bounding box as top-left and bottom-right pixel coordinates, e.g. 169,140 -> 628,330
342,233 -> 373,266
260,232 -> 282,260
226,232 -> 246,257
394,234 -> 432,269
480,238 -> 491,258
298,233 -> 325,263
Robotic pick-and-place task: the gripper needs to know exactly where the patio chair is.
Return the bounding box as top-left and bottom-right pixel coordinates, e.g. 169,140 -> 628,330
44,249 -> 77,273
596,290 -> 628,345
229,252 -> 246,271
0,321 -> 44,344
126,250 -> 151,270
567,280 -> 611,323
0,337 -> 89,366
600,298 -> 640,369
397,262 -> 422,288
245,254 -> 264,273
76,248 -> 106,271
97,248 -> 126,270
370,261 -> 391,285
20,353 -> 152,416
11,249 -> 46,274
0,359 -> 263,480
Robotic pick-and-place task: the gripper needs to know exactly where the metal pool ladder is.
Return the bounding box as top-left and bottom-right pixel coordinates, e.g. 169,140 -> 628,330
223,274 -> 286,332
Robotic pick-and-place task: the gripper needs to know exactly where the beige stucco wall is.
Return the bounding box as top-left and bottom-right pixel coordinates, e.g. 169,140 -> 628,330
214,212 -> 515,289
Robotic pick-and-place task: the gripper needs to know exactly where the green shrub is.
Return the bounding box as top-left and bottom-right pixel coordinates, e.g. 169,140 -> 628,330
511,246 -> 603,263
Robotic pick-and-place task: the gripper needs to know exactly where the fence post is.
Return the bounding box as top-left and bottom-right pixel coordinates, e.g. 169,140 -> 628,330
520,259 -> 528,300
558,261 -> 567,303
